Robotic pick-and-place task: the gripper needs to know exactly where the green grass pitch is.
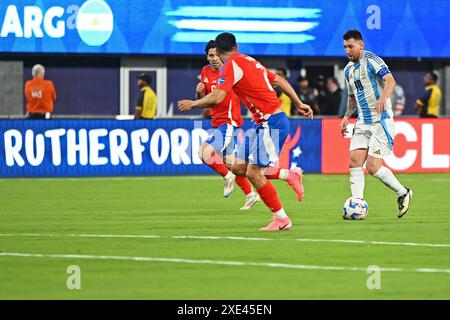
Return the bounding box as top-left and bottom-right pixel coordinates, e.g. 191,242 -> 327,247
0,173 -> 449,299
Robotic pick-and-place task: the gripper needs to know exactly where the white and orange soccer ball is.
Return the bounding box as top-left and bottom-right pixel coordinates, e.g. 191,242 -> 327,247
343,197 -> 369,220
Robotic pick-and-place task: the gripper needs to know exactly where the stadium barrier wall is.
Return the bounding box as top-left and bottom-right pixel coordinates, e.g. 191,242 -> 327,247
0,119 -> 321,177
322,118 -> 450,173
0,119 -> 447,177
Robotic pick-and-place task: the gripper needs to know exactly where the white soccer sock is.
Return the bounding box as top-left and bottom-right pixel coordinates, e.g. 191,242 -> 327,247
224,171 -> 233,180
373,166 -> 408,196
349,167 -> 365,199
279,169 -> 290,180
274,208 -> 288,219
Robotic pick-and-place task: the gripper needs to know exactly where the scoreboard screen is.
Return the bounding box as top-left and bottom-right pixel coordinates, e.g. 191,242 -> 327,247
0,0 -> 449,58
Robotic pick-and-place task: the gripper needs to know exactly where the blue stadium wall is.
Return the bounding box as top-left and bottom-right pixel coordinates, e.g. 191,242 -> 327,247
0,119 -> 322,177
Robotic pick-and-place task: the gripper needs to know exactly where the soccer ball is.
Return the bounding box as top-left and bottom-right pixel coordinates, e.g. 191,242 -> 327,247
343,197 -> 369,220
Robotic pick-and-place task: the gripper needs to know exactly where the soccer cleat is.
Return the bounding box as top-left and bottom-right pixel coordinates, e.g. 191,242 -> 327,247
259,216 -> 292,232
286,167 -> 304,201
397,188 -> 413,218
240,192 -> 260,211
223,173 -> 236,198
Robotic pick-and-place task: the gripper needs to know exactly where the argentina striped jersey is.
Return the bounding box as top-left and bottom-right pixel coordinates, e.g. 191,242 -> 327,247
344,51 -> 393,124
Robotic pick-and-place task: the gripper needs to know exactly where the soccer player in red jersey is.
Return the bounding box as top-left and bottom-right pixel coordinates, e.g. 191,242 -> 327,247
197,40 -> 260,210
179,33 -> 313,231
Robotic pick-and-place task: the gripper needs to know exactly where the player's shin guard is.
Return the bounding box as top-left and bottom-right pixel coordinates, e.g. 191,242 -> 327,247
206,152 -> 229,177
235,176 -> 253,195
373,166 -> 408,196
256,181 -> 286,218
350,167 -> 365,199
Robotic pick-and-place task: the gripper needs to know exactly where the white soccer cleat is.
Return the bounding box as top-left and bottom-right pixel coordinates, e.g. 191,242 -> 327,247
397,188 -> 413,218
223,173 -> 236,198
240,192 -> 260,211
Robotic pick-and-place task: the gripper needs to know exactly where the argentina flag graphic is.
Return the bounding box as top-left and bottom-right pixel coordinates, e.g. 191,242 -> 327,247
76,0 -> 114,46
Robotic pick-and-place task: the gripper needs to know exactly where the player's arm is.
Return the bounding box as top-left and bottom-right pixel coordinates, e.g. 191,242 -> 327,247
271,75 -> 313,119
340,94 -> 358,136
368,56 -> 396,114
178,89 -> 227,111
196,82 -> 206,100
415,89 -> 432,114
376,73 -> 396,114
134,91 -> 144,119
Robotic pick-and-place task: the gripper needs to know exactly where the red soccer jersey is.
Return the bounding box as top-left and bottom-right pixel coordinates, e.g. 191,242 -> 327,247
200,65 -> 243,128
217,53 -> 281,123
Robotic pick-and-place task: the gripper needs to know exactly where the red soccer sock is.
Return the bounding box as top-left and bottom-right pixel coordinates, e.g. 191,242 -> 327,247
206,152 -> 229,177
256,181 -> 282,213
265,167 -> 280,179
264,167 -> 289,180
235,176 -> 253,195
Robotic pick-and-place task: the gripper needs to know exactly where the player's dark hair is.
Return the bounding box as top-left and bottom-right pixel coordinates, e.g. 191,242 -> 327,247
343,29 -> 363,41
214,32 -> 237,52
277,68 -> 287,76
429,72 -> 439,83
204,40 -> 216,55
297,76 -> 307,83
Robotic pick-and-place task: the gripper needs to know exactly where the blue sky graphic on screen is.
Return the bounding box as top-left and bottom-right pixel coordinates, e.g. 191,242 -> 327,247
0,0 -> 449,57
76,0 -> 113,46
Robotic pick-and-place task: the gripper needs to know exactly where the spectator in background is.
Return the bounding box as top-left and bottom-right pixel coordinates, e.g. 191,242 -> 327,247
390,84 -> 406,116
274,68 -> 292,116
415,72 -> 441,118
322,77 -> 342,115
314,74 -> 327,113
25,64 -> 56,119
296,76 -> 319,115
134,73 -> 157,119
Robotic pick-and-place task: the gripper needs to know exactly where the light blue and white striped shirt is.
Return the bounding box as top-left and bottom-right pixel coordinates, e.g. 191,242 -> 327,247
344,51 -> 393,124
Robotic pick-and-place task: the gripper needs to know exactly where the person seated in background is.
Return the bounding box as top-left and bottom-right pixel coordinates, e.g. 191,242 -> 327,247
134,73 -> 157,119
24,64 -> 56,120
322,77 -> 342,115
296,76 -> 319,115
274,68 -> 292,117
415,72 -> 441,118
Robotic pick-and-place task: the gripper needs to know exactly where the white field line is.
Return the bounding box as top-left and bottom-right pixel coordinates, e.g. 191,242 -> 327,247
0,252 -> 449,274
0,233 -> 449,248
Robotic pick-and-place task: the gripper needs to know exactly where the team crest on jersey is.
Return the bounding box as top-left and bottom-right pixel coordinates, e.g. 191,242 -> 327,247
204,77 -> 209,83
354,69 -> 360,80
218,77 -> 226,85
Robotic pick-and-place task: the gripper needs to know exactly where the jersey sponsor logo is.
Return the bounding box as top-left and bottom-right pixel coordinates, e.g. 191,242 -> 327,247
218,77 -> 226,85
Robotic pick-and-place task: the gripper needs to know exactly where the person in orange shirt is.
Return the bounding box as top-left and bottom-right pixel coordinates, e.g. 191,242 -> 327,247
25,64 -> 57,119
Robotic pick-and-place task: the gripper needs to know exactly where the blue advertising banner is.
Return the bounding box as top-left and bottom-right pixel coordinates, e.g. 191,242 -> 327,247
0,0 -> 449,57
0,119 -> 322,177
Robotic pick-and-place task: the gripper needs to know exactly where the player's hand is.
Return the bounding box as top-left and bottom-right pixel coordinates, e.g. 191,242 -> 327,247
196,83 -> 205,94
297,103 -> 314,119
340,117 -> 349,137
178,100 -> 194,112
376,99 -> 386,114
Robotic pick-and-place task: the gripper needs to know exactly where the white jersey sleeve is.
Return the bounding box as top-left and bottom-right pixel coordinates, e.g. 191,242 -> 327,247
366,52 -> 391,79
